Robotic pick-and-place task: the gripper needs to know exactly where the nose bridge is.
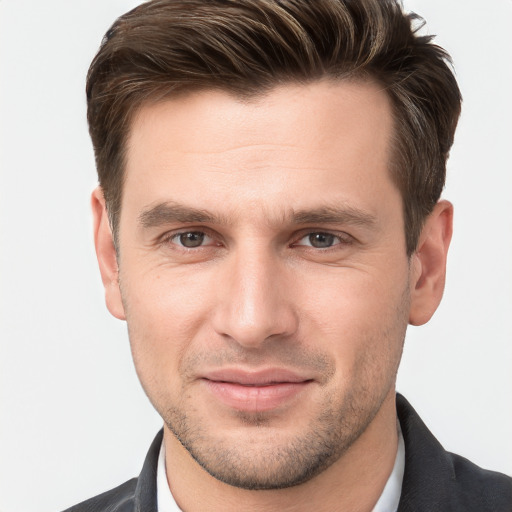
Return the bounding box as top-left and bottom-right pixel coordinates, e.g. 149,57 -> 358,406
213,240 -> 297,347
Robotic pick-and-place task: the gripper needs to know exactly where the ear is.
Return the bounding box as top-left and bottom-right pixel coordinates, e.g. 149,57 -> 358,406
91,187 -> 126,320
409,200 -> 453,326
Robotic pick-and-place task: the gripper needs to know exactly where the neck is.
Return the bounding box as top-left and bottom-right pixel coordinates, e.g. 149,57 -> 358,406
164,390 -> 399,512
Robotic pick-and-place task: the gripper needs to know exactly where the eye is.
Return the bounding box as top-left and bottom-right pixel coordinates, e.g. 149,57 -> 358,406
170,231 -> 213,248
294,232 -> 348,249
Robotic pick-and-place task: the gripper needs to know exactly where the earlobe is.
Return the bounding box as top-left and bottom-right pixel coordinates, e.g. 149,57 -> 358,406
409,200 -> 453,326
91,187 -> 126,320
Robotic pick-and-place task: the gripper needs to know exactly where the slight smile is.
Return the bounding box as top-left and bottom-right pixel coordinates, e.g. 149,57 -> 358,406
201,369 -> 314,413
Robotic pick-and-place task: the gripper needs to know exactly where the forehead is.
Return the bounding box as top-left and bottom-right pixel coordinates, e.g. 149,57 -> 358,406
123,80 -> 397,223
127,79 -> 393,156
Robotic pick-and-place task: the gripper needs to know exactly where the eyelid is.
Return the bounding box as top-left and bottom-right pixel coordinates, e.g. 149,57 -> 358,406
160,227 -> 220,248
292,230 -> 354,247
157,227 -> 354,250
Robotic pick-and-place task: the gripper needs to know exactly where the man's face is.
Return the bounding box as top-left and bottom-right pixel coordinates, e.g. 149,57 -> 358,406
110,81 -> 414,488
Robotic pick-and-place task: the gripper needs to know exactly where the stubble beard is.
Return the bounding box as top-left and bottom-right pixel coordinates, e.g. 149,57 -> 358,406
126,281 -> 410,491
162,381 -> 392,490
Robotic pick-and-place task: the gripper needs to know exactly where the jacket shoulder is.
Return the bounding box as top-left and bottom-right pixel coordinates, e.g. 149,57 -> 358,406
448,451 -> 512,511
61,478 -> 137,512
396,394 -> 512,511
61,430 -> 162,512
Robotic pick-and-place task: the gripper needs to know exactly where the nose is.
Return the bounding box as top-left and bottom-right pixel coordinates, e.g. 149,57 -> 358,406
212,245 -> 298,348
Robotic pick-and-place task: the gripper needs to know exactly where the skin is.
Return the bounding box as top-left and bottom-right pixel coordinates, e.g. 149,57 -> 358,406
93,80 -> 452,511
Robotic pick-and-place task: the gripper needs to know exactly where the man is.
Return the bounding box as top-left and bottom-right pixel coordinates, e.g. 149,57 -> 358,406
64,0 -> 512,510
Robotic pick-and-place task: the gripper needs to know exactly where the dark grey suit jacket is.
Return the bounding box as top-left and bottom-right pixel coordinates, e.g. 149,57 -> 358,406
62,394 -> 512,511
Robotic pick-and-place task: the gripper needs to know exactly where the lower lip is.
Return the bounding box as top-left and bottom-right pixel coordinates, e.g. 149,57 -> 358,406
203,380 -> 311,412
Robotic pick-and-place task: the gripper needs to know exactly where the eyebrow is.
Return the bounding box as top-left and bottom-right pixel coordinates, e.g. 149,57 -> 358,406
138,201 -> 377,229
138,202 -> 221,228
291,206 -> 377,227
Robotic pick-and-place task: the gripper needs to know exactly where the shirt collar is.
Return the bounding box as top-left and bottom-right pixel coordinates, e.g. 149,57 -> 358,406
371,424 -> 405,512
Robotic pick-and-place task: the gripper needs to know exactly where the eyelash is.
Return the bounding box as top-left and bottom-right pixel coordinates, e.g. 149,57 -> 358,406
160,229 -> 353,251
161,229 -> 219,249
293,231 -> 353,249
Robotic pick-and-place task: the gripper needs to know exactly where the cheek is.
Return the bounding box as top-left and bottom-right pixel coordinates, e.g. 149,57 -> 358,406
119,266 -> 215,391
121,262 -> 214,329
300,267 -> 409,374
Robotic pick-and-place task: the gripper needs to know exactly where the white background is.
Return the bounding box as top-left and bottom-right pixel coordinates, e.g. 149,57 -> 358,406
1,1 -> 511,511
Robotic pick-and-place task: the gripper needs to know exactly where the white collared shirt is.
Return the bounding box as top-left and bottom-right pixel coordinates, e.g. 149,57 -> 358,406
157,428 -> 405,512
156,441 -> 182,512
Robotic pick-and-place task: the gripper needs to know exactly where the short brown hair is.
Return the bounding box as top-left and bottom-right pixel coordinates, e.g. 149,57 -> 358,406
86,0 -> 462,255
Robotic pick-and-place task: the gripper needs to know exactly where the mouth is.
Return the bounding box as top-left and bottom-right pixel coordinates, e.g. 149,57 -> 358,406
201,368 -> 314,413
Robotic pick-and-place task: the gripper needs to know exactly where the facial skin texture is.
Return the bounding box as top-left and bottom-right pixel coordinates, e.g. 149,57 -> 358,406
93,81 -> 452,512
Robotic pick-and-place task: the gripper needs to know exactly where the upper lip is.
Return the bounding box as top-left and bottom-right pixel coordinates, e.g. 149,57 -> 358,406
201,368 -> 312,386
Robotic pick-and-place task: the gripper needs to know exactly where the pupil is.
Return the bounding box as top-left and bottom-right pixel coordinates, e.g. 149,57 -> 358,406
180,232 -> 204,247
309,233 -> 334,248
